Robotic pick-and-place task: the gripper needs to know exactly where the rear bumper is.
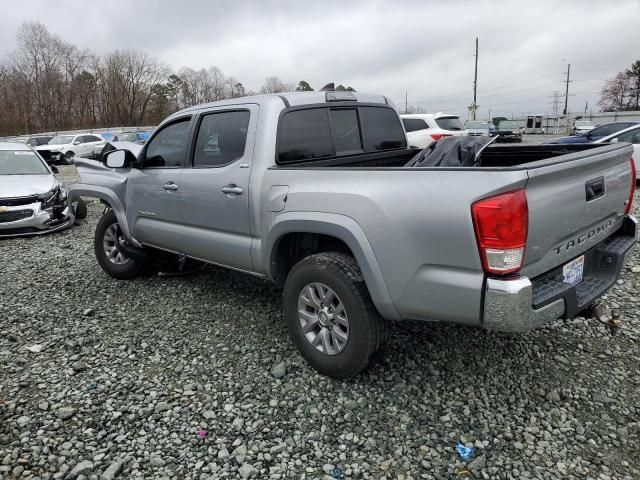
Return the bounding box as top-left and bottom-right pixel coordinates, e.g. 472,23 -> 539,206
483,215 -> 636,332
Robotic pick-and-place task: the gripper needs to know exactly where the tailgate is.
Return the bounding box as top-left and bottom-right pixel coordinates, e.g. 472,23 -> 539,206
521,143 -> 634,279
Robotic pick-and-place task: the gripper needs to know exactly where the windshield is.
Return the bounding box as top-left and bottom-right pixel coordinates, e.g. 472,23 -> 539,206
435,117 -> 464,131
466,121 -> 488,129
0,150 -> 50,175
49,135 -> 74,145
499,121 -> 519,129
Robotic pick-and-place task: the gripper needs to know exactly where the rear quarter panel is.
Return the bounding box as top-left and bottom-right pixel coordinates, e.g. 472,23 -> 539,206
260,167 -> 528,324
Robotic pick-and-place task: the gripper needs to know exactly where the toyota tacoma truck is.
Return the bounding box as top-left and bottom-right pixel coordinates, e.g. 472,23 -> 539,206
69,91 -> 637,378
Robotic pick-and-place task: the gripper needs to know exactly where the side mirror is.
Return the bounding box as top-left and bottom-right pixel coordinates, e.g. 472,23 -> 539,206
51,165 -> 59,174
73,140 -> 81,145
105,149 -> 128,168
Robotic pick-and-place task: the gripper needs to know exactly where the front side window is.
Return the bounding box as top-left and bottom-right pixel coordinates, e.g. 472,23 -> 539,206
402,118 -> 429,132
591,124 -> 628,137
359,107 -> 406,151
193,111 -> 250,167
144,118 -> 191,168
278,109 -> 333,163
615,128 -> 640,144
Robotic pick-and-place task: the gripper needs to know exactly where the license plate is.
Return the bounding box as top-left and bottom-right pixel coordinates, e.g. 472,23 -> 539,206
563,255 -> 585,286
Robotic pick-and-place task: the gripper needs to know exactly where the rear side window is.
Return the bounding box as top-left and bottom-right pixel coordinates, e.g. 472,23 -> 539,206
278,109 -> 333,163
402,118 -> 429,132
359,107 -> 406,151
435,117 -> 464,131
193,110 -> 250,167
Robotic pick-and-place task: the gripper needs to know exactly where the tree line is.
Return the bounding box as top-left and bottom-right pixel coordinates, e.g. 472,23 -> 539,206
598,60 -> 640,112
0,22 -> 355,136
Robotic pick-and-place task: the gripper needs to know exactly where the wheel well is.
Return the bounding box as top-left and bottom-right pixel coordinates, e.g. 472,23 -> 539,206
271,232 -> 354,287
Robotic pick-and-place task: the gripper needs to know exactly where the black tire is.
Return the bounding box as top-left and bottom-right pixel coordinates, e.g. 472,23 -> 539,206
74,198 -> 87,220
283,252 -> 386,378
63,151 -> 75,165
94,210 -> 142,280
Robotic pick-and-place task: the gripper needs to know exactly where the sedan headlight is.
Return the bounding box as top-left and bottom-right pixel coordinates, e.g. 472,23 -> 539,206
41,186 -> 62,208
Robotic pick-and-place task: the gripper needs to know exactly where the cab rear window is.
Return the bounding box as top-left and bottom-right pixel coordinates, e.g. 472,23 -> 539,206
277,105 -> 406,164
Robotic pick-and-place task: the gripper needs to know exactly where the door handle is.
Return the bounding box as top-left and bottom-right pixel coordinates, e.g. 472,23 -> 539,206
163,182 -> 179,192
221,184 -> 243,196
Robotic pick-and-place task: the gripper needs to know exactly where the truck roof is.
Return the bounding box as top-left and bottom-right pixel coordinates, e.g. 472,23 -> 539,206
170,91 -> 393,118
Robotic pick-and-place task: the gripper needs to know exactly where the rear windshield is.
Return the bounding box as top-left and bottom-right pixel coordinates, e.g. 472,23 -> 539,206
435,117 -> 464,131
277,106 -> 406,164
0,150 -> 49,175
466,121 -> 488,129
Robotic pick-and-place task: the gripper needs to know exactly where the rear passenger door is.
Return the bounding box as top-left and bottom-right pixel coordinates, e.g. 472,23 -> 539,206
178,105 -> 258,271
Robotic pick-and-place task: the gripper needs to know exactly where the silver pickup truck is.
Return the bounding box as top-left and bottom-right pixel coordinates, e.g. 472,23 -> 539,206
70,91 -> 637,378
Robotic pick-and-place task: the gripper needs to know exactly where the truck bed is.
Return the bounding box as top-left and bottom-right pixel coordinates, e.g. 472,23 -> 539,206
276,142 -> 617,169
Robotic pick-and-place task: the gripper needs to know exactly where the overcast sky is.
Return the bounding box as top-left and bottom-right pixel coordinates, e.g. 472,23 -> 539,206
1,0 -> 639,119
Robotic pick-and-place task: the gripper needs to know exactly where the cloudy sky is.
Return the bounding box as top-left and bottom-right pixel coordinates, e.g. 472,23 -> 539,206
1,0 -> 638,119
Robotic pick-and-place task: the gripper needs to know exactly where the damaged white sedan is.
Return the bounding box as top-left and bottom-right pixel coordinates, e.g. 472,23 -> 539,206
0,143 -> 86,238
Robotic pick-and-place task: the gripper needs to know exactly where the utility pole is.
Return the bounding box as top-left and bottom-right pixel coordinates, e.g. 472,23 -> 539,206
405,91 -> 408,114
584,100 -> 588,113
471,37 -> 479,121
563,63 -> 571,134
563,63 -> 571,115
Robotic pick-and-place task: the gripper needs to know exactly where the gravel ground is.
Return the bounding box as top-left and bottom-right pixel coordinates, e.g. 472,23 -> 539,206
1,165 -> 639,480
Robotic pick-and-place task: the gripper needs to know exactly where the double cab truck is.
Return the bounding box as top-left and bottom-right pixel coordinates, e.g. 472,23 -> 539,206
70,90 -> 637,378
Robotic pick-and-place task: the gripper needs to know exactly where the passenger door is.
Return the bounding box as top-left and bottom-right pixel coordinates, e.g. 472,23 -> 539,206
179,106 -> 257,271
612,128 -> 640,177
125,116 -> 193,252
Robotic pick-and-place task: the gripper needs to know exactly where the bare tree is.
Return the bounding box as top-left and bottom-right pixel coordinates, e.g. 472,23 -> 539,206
599,72 -> 633,112
260,76 -> 289,94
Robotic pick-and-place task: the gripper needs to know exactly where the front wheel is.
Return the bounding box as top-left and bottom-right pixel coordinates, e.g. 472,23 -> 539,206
63,151 -> 75,165
94,210 -> 142,279
283,252 -> 386,378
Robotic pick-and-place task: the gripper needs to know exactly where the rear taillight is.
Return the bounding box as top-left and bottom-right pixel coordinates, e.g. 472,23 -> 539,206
430,133 -> 451,141
472,190 -> 528,275
625,158 -> 636,215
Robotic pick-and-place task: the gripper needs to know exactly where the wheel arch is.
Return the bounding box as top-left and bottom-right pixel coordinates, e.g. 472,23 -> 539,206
264,212 -> 400,320
68,184 -> 139,247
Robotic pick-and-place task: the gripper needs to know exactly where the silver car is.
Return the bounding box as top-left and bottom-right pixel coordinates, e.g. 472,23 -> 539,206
0,143 -> 86,238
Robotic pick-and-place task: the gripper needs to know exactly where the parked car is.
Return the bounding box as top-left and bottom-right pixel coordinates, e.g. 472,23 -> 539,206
545,121 -> 639,144
0,143 -> 86,238
91,131 -> 151,159
495,120 -> 523,143
595,124 -> 640,180
70,91 -> 636,378
465,121 -> 491,137
35,133 -> 105,164
401,113 -> 467,148
572,120 -> 595,135
10,135 -> 55,147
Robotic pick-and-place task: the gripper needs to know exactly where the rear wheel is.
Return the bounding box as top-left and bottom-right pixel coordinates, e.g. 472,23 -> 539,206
94,210 -> 142,279
283,252 -> 386,378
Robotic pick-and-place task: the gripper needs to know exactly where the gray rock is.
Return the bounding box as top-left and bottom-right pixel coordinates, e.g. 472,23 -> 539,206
238,463 -> 257,479
67,460 -> 93,479
16,415 -> 30,427
271,361 -> 286,379
149,456 -> 165,467
154,401 -> 171,412
101,460 -> 124,480
545,390 -> 561,402
467,454 -> 486,471
58,407 -> 76,420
